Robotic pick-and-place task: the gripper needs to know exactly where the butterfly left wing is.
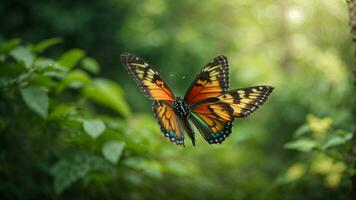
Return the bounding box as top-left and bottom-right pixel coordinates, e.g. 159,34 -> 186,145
189,100 -> 234,144
184,55 -> 229,105
121,53 -> 175,101
152,101 -> 185,146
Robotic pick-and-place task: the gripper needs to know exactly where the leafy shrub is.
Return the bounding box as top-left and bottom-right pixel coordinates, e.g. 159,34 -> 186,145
281,114 -> 352,195
0,35 -> 353,200
0,37 -> 171,199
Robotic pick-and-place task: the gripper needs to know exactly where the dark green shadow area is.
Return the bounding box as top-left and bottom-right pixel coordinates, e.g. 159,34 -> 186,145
0,0 -> 353,199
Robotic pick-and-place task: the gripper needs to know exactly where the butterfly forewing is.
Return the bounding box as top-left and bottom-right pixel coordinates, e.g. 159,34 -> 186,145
184,55 -> 229,105
121,53 -> 174,101
217,86 -> 274,118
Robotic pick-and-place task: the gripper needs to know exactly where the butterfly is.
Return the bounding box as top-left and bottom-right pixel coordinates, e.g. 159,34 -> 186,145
121,53 -> 274,146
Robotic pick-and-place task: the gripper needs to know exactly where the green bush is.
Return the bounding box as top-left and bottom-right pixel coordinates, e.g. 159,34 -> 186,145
0,0 -> 354,197
0,37 -> 171,199
0,35 -> 354,199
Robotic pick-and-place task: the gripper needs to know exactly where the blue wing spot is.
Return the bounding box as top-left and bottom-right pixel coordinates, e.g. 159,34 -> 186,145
208,122 -> 233,144
162,128 -> 184,146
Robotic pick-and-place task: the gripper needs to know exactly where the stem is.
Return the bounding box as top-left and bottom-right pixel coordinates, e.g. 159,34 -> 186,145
279,0 -> 293,73
346,0 -> 356,198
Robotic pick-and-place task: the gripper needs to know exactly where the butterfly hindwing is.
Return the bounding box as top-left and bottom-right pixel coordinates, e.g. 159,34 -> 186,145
217,86 -> 274,118
152,101 -> 185,146
121,53 -> 174,101
184,55 -> 229,105
190,101 -> 234,144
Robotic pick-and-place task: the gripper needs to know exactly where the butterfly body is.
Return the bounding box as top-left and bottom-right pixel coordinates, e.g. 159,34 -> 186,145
121,53 -> 274,146
173,96 -> 191,119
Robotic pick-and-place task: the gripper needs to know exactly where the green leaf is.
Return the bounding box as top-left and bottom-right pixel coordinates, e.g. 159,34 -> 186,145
33,58 -> 68,74
102,141 -> 125,164
0,78 -> 12,88
32,38 -> 62,53
58,49 -> 85,69
84,79 -> 131,117
0,38 -> 21,54
321,130 -> 352,150
10,46 -> 35,68
81,57 -> 100,74
20,86 -> 49,119
83,119 -> 106,139
294,124 -> 310,138
31,75 -> 52,88
164,162 -> 189,175
284,138 -> 317,152
49,104 -> 75,120
51,152 -> 111,194
123,158 -> 163,179
64,70 -> 91,87
57,70 -> 92,93
52,158 -> 89,194
321,136 -> 345,150
33,58 -> 56,69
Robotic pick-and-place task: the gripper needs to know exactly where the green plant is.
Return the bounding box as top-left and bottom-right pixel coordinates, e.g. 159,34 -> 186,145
0,37 -> 175,199
281,114 -> 352,190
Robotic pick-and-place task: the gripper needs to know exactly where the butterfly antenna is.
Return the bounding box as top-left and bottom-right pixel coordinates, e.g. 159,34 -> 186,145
166,73 -> 177,96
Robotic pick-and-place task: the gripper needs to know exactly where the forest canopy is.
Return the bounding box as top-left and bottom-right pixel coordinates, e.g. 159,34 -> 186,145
0,0 -> 354,199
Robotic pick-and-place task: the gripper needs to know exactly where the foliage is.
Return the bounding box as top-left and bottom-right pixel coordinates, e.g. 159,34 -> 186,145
0,38 -> 163,199
0,0 -> 355,199
282,114 -> 352,189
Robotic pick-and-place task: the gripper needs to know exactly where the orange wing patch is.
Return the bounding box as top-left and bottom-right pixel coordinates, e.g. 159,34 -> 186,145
184,55 -> 229,105
190,101 -> 234,144
152,101 -> 185,146
121,53 -> 174,101
217,86 -> 274,118
193,102 -> 234,124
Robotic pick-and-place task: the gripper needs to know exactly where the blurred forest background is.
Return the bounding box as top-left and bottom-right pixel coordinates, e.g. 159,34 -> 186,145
0,0 -> 355,199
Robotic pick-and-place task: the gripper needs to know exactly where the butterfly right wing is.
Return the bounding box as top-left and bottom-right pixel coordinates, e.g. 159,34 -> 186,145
152,101 -> 185,146
121,53 -> 175,101
189,86 -> 274,144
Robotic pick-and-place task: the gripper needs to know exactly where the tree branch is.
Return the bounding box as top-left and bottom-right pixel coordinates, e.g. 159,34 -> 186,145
346,0 -> 356,198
